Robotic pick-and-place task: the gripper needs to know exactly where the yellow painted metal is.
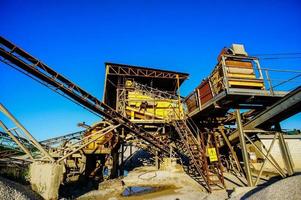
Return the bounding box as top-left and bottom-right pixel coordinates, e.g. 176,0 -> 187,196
126,90 -> 183,120
228,80 -> 264,88
207,147 -> 218,162
227,73 -> 256,79
210,60 -> 265,92
83,125 -> 114,154
125,79 -> 133,88
210,67 -> 224,94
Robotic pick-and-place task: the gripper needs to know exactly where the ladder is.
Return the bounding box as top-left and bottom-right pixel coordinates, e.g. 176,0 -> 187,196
172,117 -> 225,192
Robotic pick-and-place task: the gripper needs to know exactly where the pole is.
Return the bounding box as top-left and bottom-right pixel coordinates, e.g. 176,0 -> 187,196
176,74 -> 182,118
236,109 -> 253,186
278,132 -> 294,176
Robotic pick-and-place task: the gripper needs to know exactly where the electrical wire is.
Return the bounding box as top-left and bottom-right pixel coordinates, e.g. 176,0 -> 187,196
253,52 -> 301,56
259,56 -> 301,60
253,52 -> 301,60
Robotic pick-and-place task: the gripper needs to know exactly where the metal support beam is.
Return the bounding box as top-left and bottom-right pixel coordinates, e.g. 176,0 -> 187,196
229,86 -> 301,142
236,109 -> 253,186
278,132 -> 294,176
254,132 -> 278,186
218,127 -> 243,173
155,150 -> 159,169
0,104 -> 54,162
244,134 -> 286,178
0,121 -> 33,160
57,125 -> 119,163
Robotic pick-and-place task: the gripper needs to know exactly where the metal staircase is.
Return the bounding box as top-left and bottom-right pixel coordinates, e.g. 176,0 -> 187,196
172,117 -> 225,192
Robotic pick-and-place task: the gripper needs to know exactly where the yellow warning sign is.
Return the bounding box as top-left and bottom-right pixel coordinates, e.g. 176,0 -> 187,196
207,147 -> 218,162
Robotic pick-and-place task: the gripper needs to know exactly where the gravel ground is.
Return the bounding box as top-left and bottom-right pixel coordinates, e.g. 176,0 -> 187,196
0,176 -> 42,200
245,174 -> 301,200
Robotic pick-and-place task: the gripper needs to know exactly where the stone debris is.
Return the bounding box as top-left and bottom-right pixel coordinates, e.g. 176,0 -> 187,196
0,176 -> 42,200
246,175 -> 301,200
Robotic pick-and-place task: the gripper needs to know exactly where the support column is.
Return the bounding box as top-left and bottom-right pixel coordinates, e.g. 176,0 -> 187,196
155,150 -> 159,169
218,126 -> 243,173
236,109 -> 253,186
120,142 -> 124,176
278,132 -> 294,176
275,123 -> 294,176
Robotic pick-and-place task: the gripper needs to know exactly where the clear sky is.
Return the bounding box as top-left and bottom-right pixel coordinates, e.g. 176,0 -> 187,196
1,0 -> 301,140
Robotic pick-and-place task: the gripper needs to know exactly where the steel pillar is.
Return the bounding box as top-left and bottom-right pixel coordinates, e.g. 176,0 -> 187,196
278,132 -> 294,176
275,123 -> 294,176
236,109 -> 253,186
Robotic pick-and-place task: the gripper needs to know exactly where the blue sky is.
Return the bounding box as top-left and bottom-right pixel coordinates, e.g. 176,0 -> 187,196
1,0 -> 301,140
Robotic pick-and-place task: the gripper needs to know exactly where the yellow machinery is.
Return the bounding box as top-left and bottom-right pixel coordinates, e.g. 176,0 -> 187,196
83,122 -> 117,154
185,44 -> 271,117
211,44 -> 265,95
124,80 -> 183,121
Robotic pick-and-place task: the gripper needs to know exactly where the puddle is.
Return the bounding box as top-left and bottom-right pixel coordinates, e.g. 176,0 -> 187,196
122,186 -> 159,196
122,185 -> 176,197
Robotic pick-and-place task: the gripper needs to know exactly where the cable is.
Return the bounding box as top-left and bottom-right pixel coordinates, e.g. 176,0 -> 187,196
253,52 -> 301,56
259,56 -> 301,60
252,52 -> 301,60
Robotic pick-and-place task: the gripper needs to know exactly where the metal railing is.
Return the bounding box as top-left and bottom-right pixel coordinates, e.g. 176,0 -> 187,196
260,68 -> 301,93
184,63 -> 301,115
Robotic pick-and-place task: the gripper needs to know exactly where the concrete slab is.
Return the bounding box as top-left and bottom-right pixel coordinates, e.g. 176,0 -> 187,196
29,162 -> 64,200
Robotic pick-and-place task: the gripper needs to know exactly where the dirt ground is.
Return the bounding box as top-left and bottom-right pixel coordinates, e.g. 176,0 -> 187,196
77,165 -> 301,200
1,164 -> 300,200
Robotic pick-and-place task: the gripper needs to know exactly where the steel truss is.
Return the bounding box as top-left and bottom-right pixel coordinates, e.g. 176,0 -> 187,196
0,36 -> 170,156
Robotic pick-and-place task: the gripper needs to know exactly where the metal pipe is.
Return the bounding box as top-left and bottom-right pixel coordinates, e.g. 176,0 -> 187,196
236,109 -> 253,186
254,59 -> 264,80
0,104 -> 54,162
265,70 -> 274,95
0,121 -> 33,160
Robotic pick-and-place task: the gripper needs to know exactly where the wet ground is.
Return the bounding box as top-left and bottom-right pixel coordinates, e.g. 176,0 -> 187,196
77,164 -> 301,200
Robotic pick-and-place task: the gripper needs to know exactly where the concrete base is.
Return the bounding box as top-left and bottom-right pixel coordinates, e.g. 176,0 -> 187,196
29,162 -> 64,200
160,157 -> 184,172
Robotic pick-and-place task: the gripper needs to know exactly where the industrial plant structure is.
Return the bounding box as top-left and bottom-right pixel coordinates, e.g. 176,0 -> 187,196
0,36 -> 300,199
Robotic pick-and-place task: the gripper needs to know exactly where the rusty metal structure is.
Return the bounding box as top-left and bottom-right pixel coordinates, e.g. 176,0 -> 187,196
0,37 -> 301,193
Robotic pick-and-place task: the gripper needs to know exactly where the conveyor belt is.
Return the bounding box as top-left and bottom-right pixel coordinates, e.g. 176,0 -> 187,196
40,130 -> 85,147
0,36 -> 170,154
229,86 -> 301,142
0,131 -> 37,153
